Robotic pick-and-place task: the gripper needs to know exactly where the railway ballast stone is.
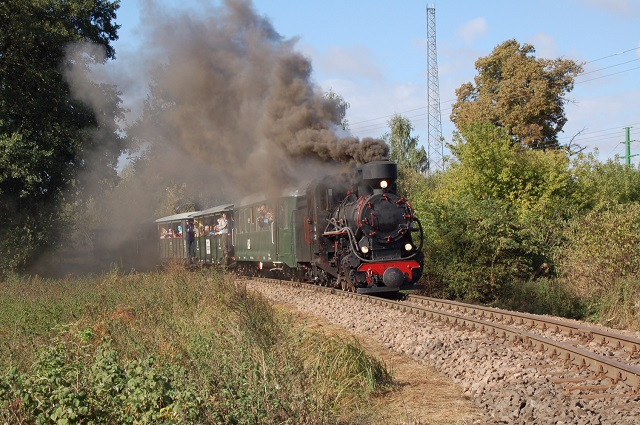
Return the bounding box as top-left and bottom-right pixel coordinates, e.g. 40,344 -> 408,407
244,282 -> 640,424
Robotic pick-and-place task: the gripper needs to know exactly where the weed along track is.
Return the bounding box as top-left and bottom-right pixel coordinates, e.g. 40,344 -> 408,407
238,276 -> 640,424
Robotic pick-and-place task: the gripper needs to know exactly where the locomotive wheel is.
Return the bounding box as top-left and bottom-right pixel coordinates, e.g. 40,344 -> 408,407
340,279 -> 348,291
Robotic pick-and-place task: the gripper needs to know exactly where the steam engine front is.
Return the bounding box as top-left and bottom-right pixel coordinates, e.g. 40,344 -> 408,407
307,160 -> 424,293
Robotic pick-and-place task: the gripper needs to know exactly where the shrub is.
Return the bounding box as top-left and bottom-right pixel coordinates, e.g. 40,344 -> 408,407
420,195 -> 533,302
561,202 -> 640,298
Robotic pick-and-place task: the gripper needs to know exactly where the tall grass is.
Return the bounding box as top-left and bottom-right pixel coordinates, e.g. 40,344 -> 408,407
0,265 -> 392,424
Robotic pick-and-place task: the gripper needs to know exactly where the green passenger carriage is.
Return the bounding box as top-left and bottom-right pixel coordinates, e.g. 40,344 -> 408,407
155,212 -> 198,261
191,204 -> 234,265
233,190 -> 302,273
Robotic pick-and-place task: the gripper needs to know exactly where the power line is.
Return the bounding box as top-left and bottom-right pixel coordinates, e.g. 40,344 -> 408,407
580,57 -> 640,76
584,46 -> 640,64
576,64 -> 640,84
348,46 -> 640,135
558,122 -> 640,140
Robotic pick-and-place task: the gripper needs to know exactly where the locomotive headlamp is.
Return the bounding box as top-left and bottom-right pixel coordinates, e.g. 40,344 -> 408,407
361,246 -> 369,254
380,180 -> 388,189
404,243 -> 413,251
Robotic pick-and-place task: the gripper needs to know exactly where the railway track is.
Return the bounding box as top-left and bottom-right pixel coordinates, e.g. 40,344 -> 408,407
242,277 -> 640,396
403,294 -> 640,391
238,276 -> 640,423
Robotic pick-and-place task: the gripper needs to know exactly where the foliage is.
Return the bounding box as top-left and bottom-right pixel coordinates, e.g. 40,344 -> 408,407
447,124 -> 576,215
0,267 -> 392,423
588,275 -> 640,331
561,202 -> 640,298
0,0 -> 122,272
420,124 -> 578,298
450,39 -> 582,149
324,88 -> 350,131
419,195 -> 534,302
384,115 -> 428,174
495,277 -> 585,319
571,154 -> 640,209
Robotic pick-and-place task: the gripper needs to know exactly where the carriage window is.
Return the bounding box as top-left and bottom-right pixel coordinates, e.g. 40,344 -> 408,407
257,203 -> 274,230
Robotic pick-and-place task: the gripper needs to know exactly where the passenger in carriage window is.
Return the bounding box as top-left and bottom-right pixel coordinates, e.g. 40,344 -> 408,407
167,228 -> 174,238
219,213 -> 229,261
265,207 -> 274,225
257,204 -> 266,229
218,213 -> 228,234
185,219 -> 196,263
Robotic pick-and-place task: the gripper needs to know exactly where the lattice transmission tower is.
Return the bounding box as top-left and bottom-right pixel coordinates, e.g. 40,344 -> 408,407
426,4 -> 444,173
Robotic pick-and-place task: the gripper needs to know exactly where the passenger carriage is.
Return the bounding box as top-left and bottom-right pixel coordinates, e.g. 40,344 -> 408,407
155,211 -> 198,261
232,190 -> 302,276
191,204 -> 234,265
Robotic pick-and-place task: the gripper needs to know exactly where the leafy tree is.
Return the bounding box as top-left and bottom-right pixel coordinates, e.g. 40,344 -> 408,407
450,40 -> 582,149
384,114 -> 428,174
324,88 -> 350,131
417,123 -> 582,301
0,0 -> 121,271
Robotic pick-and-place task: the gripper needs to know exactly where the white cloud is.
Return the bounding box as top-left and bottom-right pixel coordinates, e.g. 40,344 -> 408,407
581,0 -> 640,16
299,43 -> 383,82
456,17 -> 488,44
528,33 -> 559,59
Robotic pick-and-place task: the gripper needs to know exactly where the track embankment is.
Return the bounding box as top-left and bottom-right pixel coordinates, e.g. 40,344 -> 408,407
239,277 -> 640,425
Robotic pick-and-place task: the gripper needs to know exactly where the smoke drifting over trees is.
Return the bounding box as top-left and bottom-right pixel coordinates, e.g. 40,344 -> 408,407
107,0 -> 386,201
47,0 -> 389,273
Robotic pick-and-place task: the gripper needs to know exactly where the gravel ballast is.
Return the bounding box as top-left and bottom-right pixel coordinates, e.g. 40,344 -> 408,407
244,281 -> 640,425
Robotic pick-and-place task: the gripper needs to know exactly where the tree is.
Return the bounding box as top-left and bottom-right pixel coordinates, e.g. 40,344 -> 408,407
450,40 -> 582,149
0,0 -> 121,271
324,88 -> 350,131
384,114 -> 428,173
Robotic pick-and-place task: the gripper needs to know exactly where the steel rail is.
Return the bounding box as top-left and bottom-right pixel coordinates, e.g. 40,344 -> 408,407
243,277 -> 640,390
406,295 -> 640,355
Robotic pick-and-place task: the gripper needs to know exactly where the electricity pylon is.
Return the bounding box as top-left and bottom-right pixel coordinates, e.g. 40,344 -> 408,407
426,4 -> 444,173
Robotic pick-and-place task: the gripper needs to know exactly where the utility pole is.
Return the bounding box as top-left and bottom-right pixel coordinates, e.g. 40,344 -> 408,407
623,127 -> 637,167
426,4 -> 443,174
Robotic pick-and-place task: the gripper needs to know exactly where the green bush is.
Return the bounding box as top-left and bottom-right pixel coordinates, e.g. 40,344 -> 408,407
409,123 -> 580,303
420,195 -> 533,302
495,277 -> 585,318
561,202 -> 640,298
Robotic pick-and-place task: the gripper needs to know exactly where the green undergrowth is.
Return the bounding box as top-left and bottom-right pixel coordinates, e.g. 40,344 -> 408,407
493,278 -> 586,319
0,265 -> 392,424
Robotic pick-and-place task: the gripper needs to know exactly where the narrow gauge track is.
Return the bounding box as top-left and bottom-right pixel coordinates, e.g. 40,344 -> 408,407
406,295 -> 640,365
242,276 -> 640,396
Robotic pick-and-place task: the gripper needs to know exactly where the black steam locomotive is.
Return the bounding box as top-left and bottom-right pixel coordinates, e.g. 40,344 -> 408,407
156,160 -> 424,294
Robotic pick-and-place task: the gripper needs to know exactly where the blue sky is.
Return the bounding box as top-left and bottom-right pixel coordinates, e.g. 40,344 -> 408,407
113,0 -> 640,163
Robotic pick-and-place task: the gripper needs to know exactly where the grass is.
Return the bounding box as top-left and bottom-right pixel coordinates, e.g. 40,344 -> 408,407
493,277 -> 587,319
0,264 -> 393,424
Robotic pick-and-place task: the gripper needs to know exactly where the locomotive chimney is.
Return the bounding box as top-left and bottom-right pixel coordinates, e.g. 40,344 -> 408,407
358,160 -> 398,196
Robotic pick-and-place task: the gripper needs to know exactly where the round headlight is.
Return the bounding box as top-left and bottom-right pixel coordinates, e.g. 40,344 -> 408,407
361,246 -> 369,254
404,243 -> 413,251
380,180 -> 388,189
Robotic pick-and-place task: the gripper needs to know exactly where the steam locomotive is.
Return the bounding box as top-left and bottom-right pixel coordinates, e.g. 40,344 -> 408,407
156,160 -> 424,293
